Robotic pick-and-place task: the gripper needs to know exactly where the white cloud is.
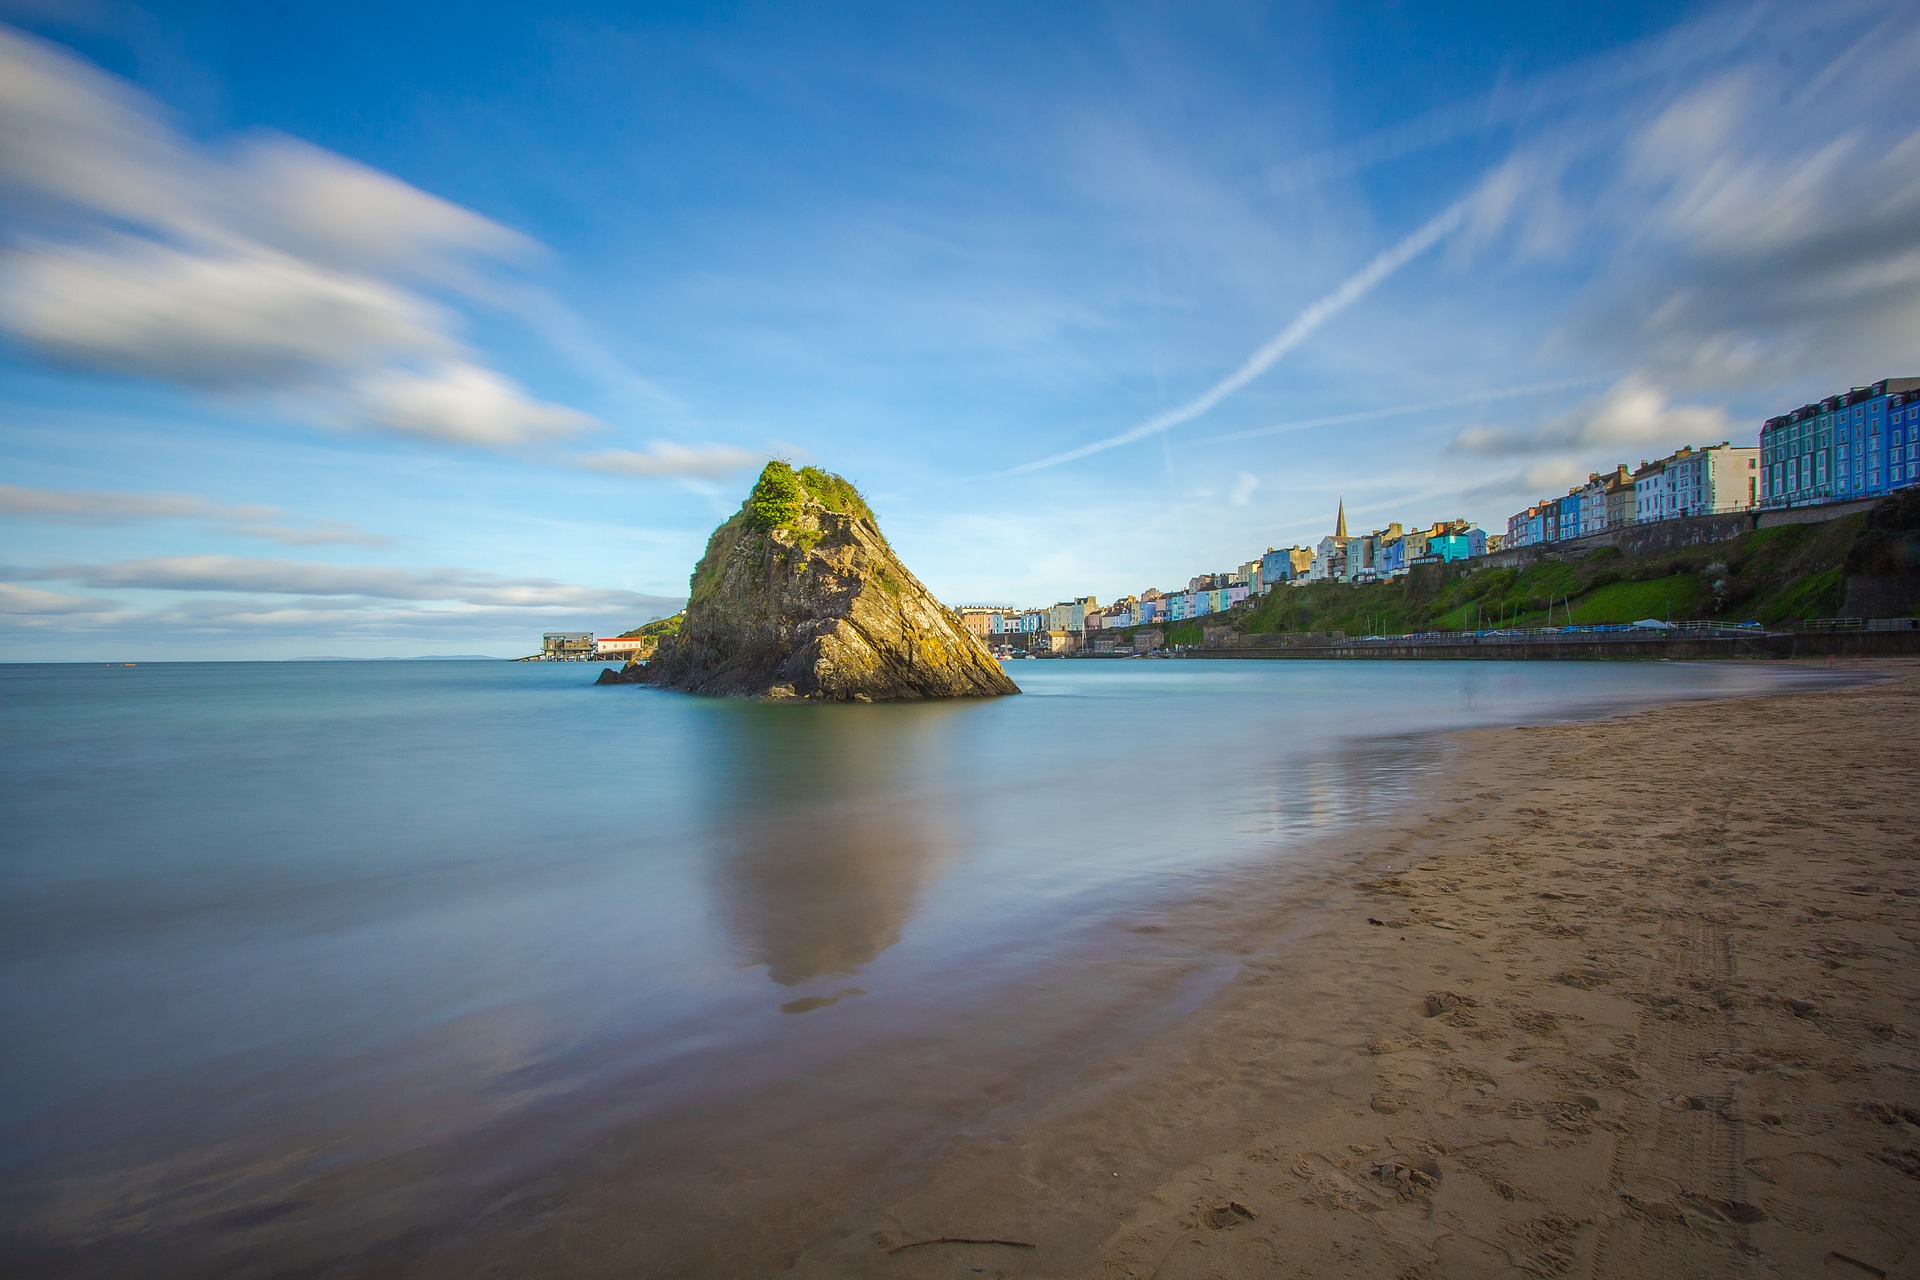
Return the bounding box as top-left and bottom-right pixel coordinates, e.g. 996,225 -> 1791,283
0,590 -> 685,654
352,362 -> 596,448
575,443 -> 767,479
1545,15 -> 1920,392
0,21 -> 194,232
1,556 -> 686,652
231,137 -> 534,281
33,555 -> 678,612
1,237 -> 452,387
237,520 -> 393,549
0,25 -> 595,452
0,582 -> 121,615
1451,377 -> 1731,458
0,483 -> 389,547
0,483 -> 272,523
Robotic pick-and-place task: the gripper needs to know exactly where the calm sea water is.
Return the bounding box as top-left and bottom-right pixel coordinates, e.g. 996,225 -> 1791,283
0,657 -> 1840,1269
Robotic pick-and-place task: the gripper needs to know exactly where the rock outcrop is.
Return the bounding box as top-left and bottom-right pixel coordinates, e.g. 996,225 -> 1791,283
1841,487 -> 1920,619
601,463 -> 1018,701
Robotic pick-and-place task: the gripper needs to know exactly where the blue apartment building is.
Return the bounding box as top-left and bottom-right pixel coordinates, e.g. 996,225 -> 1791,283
1556,490 -> 1584,540
1894,390 -> 1920,490
1259,546 -> 1297,586
1427,529 -> 1484,561
1378,538 -> 1407,577
1762,377 -> 1920,509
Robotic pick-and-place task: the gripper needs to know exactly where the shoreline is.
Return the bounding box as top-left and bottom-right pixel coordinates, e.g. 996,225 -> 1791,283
839,659 -> 1920,1279
7,662 -> 1909,1279
378,659 -> 1920,1279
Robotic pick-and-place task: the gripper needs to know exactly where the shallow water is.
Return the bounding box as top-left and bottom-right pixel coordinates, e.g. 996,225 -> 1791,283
0,657 -> 1842,1269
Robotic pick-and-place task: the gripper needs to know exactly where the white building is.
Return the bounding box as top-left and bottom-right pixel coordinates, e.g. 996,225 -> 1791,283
1634,457 -> 1671,522
1677,442 -> 1760,515
1574,474 -> 1608,538
1636,444 -> 1760,521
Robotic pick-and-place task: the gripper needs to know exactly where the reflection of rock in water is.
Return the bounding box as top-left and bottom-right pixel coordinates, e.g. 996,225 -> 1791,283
703,706 -> 959,987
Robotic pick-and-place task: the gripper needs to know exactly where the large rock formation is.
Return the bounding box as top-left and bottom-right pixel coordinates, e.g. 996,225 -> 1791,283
602,463 -> 1018,701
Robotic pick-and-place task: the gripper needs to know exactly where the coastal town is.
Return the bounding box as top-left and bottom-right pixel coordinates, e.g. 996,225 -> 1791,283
948,375 -> 1919,656
525,375 -> 1919,662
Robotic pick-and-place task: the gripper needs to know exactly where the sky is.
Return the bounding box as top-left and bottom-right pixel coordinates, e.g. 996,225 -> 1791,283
1,0 -> 1916,659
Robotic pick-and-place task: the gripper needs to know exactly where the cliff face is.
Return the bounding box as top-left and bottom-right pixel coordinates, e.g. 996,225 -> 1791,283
612,463 -> 1018,701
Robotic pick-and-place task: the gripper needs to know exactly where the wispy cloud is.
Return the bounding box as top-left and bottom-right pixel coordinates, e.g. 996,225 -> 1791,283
1519,9 -> 1920,397
0,555 -> 684,652
0,24 -> 748,469
27,555 -> 679,611
1450,377 -> 1732,458
1261,3 -> 1765,196
1416,6 -> 1920,490
574,443 -> 767,479
1196,376 -> 1600,446
0,24 -> 582,449
0,483 -> 390,547
347,362 -> 596,448
1006,193 -> 1480,475
0,581 -> 124,616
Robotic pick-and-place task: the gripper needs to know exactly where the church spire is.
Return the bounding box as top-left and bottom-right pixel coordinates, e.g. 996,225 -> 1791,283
1335,495 -> 1347,540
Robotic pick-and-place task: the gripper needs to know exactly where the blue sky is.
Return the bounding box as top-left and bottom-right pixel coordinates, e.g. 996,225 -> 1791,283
2,0 -> 1916,658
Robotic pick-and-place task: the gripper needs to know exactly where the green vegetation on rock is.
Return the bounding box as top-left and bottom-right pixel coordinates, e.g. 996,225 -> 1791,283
796,466 -> 874,523
745,461 -> 807,531
743,461 -> 878,536
689,517 -> 748,608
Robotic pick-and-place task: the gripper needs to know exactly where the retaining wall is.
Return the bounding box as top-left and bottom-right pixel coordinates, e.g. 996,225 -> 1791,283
1757,497 -> 1878,528
1480,496 -> 1885,571
1482,511 -> 1757,570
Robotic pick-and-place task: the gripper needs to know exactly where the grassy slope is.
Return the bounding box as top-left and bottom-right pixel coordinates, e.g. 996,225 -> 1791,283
618,613 -> 684,640
1122,514 -> 1868,641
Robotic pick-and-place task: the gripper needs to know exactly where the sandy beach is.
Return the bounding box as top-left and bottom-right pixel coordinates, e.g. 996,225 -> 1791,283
847,661 -> 1920,1280
384,660 -> 1920,1280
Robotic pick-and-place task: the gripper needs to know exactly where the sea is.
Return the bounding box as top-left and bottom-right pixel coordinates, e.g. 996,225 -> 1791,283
0,657 -> 1845,1274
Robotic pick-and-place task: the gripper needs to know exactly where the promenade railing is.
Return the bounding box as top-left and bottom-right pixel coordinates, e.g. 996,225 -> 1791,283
1226,621 -> 1772,649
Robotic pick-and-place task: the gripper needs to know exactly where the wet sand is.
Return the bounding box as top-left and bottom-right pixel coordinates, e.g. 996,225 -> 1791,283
404,661 -> 1920,1279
